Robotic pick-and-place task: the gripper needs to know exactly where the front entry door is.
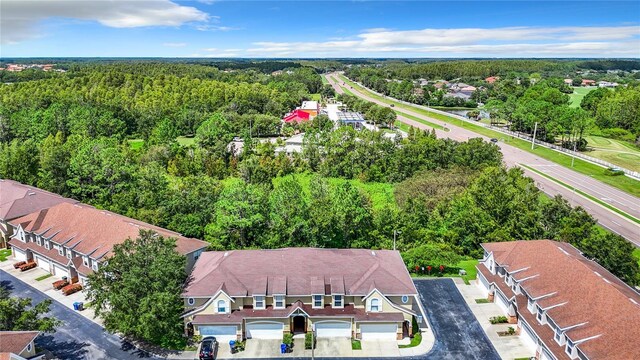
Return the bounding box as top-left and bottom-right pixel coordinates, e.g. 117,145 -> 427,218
293,316 -> 306,333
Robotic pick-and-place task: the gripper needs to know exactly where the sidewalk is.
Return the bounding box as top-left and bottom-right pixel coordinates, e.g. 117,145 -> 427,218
454,278 -> 535,360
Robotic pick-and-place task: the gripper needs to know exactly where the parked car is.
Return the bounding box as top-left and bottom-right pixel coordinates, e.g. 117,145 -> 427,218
390,104 -> 395,107
490,138 -> 498,143
199,337 -> 218,360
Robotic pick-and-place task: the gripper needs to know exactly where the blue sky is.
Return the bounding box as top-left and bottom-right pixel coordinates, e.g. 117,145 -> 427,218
2,1 -> 639,58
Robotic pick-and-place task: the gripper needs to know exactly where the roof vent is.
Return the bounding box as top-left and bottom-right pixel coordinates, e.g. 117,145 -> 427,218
594,271 -> 602,277
371,251 -> 376,256
27,191 -> 36,196
603,278 -> 612,284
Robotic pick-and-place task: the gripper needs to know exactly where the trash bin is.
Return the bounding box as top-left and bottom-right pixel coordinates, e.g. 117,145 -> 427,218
73,302 -> 84,311
229,340 -> 236,353
280,343 -> 287,354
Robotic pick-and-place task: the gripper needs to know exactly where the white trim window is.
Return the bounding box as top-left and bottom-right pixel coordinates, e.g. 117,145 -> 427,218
333,295 -> 343,308
554,328 -> 563,345
217,299 -> 227,313
36,237 -> 42,246
274,295 -> 285,309
67,249 -> 72,259
58,246 -> 64,256
566,339 -> 575,357
312,295 -> 323,308
370,298 -> 381,312
401,295 -> 409,304
254,295 -> 265,309
44,241 -> 50,250
83,256 -> 89,267
91,260 -> 98,271
187,297 -> 195,306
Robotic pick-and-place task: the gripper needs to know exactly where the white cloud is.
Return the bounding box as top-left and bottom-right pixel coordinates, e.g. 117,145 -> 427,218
163,42 -> 187,47
245,25 -> 640,57
1,0 -> 209,44
195,25 -> 240,32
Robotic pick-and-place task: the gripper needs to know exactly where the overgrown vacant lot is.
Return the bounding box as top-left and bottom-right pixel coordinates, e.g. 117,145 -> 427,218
583,135 -> 640,172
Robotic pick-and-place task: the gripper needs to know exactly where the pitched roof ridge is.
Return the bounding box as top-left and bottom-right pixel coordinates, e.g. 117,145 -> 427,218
348,259 -> 380,294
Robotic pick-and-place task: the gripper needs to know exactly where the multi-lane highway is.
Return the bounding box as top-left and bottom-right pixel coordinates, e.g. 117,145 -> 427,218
325,73 -> 640,245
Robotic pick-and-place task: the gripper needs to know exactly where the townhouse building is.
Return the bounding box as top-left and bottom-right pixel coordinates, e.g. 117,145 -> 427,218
182,248 -> 424,343
476,240 -> 640,360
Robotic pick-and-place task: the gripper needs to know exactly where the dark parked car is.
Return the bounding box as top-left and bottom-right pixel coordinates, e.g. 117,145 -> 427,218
199,337 -> 218,360
390,104 -> 395,107
490,138 -> 498,143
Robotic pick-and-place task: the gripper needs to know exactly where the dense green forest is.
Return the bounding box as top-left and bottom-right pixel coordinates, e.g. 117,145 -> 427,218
0,62 -> 638,287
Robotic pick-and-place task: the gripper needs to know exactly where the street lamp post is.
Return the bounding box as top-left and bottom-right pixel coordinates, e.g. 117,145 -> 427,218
393,230 -> 402,251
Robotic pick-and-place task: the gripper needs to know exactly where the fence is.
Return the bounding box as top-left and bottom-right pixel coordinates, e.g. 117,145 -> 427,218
344,75 -> 640,180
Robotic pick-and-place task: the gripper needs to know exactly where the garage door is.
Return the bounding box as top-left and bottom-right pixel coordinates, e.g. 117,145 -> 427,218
315,321 -> 351,338
52,263 -> 68,278
198,325 -> 237,343
245,322 -> 283,339
13,248 -> 26,261
360,323 -> 398,341
518,320 -> 538,352
35,255 -> 50,271
495,291 -> 510,314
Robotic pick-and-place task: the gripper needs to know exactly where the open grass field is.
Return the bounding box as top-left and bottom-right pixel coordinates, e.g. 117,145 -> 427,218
336,75 -> 640,197
583,135 -> 640,172
569,86 -> 596,108
128,139 -> 144,150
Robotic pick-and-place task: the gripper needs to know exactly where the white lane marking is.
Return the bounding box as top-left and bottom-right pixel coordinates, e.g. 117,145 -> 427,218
612,221 -> 621,227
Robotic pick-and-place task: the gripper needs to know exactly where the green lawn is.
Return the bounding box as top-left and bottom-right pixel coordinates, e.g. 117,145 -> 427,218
633,248 -> 640,268
569,86 -> 596,108
582,135 -> 640,172
335,75 -> 640,197
176,136 -> 196,147
310,93 -> 321,101
321,74 -> 329,85
35,274 -> 53,281
0,249 -> 12,261
398,332 -> 422,348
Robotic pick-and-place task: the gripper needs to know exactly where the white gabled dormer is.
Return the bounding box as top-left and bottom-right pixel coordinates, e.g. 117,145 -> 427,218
15,225 -> 26,242
363,288 -> 386,313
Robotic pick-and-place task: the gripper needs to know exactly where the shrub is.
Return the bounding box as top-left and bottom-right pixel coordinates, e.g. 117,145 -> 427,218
489,315 -> 508,324
305,332 -> 315,349
283,333 -> 293,346
412,315 -> 419,335
604,167 -> 625,176
507,326 -> 516,335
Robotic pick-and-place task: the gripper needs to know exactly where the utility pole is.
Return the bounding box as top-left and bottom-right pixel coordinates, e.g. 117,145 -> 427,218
531,122 -> 538,150
571,139 -> 577,167
311,324 -> 315,360
393,230 -> 402,251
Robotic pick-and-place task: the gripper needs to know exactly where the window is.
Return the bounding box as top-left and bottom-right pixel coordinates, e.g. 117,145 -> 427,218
370,298 -> 380,312
274,295 -> 285,309
555,328 -> 563,345
333,295 -> 343,308
83,256 -> 89,267
45,241 -> 50,250
91,260 -> 98,271
566,340 -> 575,357
36,237 -> 42,246
187,297 -> 195,306
217,300 -> 227,313
401,295 -> 409,304
67,250 -> 72,259
27,342 -> 32,352
313,295 -> 323,308
58,247 -> 64,256
537,307 -> 545,324
254,296 -> 265,309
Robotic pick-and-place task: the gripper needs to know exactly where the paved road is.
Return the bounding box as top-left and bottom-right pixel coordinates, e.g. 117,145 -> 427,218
1,270 -> 162,360
2,271 -> 497,359
326,73 -> 640,245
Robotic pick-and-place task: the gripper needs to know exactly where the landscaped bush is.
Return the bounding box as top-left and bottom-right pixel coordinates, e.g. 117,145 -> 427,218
489,315 -> 508,324
305,332 -> 315,349
351,339 -> 362,350
283,333 -> 293,346
412,315 -> 419,335
604,167 -> 625,176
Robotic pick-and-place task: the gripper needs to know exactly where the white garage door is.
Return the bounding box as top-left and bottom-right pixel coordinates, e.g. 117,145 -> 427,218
315,321 -> 351,338
360,323 -> 398,341
52,263 -> 68,278
495,291 -> 510,314
518,320 -> 538,352
13,248 -> 26,261
198,325 -> 237,343
35,255 -> 50,271
245,322 -> 283,339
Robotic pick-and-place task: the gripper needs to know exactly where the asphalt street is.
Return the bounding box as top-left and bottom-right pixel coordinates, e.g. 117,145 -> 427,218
1,270 -> 162,360
2,271 -> 498,360
326,73 -> 640,245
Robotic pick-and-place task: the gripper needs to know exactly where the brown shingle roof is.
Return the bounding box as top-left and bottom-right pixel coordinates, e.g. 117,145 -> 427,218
482,240 -> 640,360
0,179 -> 76,221
0,331 -> 38,354
9,202 -> 207,260
184,248 -> 417,298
